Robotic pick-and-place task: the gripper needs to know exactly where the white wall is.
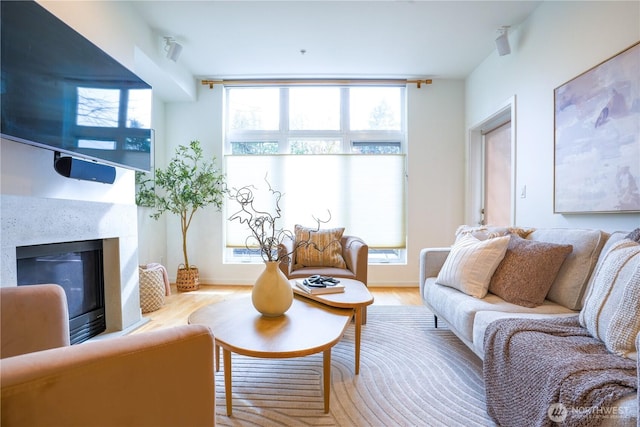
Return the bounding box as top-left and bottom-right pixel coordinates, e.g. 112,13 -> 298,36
0,138 -> 135,203
37,1 -> 196,102
399,81 -> 466,283
137,98 -> 168,266
466,1 -> 640,232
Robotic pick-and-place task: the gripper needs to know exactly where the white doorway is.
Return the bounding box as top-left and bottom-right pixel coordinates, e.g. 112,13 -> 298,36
467,97 -> 516,226
483,122 -> 512,226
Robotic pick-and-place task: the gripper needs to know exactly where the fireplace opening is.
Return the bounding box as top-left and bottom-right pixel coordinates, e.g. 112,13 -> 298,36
16,240 -> 106,344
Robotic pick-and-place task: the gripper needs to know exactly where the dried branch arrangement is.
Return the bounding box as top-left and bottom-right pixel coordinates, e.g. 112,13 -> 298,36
227,177 -> 330,263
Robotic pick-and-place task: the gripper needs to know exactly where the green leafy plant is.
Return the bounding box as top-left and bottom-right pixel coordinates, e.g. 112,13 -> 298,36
135,171 -> 156,207
137,140 -> 225,270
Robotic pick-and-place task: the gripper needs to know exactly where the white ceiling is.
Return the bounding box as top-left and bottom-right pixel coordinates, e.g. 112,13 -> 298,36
132,1 -> 541,81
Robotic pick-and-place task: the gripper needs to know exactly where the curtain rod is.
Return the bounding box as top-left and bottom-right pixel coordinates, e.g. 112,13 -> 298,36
201,78 -> 433,89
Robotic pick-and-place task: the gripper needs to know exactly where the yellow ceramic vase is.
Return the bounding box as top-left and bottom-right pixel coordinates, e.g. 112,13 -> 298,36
252,261 -> 293,317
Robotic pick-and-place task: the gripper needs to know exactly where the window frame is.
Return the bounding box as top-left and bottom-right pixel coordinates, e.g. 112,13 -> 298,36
224,85 -> 407,264
225,86 -> 406,155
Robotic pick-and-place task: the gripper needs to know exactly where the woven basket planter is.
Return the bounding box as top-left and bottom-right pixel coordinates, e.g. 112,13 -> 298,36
176,265 -> 199,291
139,266 -> 166,313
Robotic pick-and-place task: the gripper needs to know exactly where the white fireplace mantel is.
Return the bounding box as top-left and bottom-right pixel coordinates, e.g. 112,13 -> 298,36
1,194 -> 143,333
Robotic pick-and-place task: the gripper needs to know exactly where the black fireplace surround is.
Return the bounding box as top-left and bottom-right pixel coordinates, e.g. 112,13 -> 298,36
16,240 -> 106,344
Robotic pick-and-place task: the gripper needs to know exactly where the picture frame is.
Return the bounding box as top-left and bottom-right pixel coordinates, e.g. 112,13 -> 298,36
554,42 -> 640,214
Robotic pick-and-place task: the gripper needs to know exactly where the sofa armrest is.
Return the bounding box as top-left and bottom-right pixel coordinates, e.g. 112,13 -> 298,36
342,235 -> 368,285
1,284 -> 70,358
1,325 -> 215,427
419,248 -> 450,297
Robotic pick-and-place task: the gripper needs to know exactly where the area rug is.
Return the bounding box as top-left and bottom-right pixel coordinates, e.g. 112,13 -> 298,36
215,305 -> 495,426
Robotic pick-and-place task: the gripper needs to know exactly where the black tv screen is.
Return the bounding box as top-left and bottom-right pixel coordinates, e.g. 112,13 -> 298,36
1,0 -> 153,172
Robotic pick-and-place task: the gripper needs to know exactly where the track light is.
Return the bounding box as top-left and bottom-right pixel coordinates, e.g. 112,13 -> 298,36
495,26 -> 511,56
164,36 -> 183,62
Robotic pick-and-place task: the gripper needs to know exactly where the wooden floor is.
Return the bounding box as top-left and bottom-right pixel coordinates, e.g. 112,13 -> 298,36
134,285 -> 421,334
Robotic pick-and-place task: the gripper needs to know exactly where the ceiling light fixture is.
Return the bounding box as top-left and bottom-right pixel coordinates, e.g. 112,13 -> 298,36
164,36 -> 183,62
495,26 -> 511,56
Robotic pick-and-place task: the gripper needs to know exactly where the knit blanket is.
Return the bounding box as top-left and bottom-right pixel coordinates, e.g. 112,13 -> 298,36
484,316 -> 637,427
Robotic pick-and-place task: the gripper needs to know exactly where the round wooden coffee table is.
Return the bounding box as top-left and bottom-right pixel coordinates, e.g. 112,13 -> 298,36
291,278 -> 374,374
188,297 -> 352,416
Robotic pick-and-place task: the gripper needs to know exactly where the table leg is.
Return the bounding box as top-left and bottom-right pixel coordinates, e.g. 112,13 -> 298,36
223,348 -> 232,416
354,307 -> 362,375
323,348 -> 331,413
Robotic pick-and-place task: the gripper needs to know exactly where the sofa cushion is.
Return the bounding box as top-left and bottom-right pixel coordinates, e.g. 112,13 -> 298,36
455,225 -> 534,242
527,229 -> 607,310
424,277 -> 576,346
489,235 -> 573,308
287,266 -> 355,280
579,238 -> 640,359
294,225 -> 346,269
435,234 -> 510,298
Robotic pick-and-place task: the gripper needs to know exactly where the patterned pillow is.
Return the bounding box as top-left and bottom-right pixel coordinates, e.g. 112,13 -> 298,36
435,234 -> 510,298
579,239 -> 640,359
489,235 -> 573,307
294,225 -> 346,269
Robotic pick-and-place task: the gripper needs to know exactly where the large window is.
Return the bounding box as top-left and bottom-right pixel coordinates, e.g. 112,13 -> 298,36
225,85 -> 406,263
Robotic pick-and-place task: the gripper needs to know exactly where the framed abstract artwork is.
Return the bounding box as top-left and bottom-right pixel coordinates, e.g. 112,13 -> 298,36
554,42 -> 640,213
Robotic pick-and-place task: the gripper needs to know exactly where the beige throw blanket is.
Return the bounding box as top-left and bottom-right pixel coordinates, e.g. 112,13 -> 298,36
484,316 -> 637,427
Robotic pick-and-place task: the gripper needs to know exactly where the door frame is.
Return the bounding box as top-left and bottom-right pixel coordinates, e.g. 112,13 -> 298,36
466,96 -> 517,226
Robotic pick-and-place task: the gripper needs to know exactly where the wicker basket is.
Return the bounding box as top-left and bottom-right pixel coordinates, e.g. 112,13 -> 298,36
139,266 -> 166,313
176,265 -> 199,291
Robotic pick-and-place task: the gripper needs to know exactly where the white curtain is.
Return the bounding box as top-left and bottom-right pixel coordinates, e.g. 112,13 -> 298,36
225,154 -> 406,248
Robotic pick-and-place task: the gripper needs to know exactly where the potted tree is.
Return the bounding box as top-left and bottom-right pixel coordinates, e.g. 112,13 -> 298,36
137,140 -> 225,291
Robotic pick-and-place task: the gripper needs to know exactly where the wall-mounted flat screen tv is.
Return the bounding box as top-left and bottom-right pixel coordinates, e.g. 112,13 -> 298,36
1,0 -> 153,172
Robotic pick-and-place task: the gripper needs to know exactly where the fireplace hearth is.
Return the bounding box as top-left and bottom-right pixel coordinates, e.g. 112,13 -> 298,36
17,240 -> 106,344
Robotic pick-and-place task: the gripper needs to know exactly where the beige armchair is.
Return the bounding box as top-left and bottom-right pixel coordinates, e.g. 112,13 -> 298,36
1,284 -> 216,427
278,234 -> 369,321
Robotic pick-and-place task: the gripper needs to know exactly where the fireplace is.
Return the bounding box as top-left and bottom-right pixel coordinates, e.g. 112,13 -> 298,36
2,194 -> 143,337
17,240 -> 106,344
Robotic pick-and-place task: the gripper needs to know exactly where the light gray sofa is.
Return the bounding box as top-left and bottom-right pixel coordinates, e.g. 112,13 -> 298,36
419,227 -> 638,426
